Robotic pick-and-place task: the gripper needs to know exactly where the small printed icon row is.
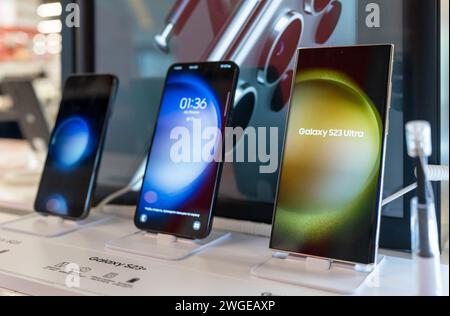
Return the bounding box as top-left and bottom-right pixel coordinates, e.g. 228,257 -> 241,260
140,214 -> 201,231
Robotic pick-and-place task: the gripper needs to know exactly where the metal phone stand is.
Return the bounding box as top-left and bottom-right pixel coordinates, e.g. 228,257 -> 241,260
106,231 -> 231,261
1,213 -> 112,238
251,252 -> 384,295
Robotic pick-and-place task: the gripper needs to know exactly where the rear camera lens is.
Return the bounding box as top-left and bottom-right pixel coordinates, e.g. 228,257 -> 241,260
315,1 -> 342,44
267,19 -> 301,84
304,0 -> 333,15
258,12 -> 303,86
314,0 -> 333,12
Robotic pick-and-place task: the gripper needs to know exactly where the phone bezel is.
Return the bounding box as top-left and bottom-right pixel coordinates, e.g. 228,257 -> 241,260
34,74 -> 119,221
134,61 -> 240,240
269,44 -> 395,265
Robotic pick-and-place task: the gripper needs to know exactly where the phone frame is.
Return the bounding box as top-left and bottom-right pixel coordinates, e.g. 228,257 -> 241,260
269,44 -> 395,266
134,61 -> 240,240
34,74 -> 119,221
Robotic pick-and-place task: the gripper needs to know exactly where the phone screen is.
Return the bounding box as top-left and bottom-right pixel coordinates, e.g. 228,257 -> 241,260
271,45 -> 393,264
34,75 -> 118,220
135,62 -> 239,239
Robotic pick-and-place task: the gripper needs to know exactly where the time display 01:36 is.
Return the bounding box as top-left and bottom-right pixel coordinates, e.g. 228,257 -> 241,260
180,97 -> 208,110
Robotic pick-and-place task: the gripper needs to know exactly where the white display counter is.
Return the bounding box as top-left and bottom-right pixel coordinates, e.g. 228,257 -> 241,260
0,140 -> 448,296
0,208 -> 448,296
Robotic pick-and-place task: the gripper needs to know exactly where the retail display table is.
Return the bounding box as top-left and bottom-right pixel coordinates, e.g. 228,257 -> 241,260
0,140 -> 448,296
0,209 -> 448,296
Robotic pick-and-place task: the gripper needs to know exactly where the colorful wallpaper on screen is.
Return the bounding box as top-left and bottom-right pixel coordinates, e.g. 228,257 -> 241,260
135,64 -> 238,238
35,76 -> 112,218
271,46 -> 392,264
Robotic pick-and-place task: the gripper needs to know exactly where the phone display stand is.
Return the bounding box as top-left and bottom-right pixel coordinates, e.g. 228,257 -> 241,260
106,230 -> 232,261
1,213 -> 112,238
251,252 -> 384,295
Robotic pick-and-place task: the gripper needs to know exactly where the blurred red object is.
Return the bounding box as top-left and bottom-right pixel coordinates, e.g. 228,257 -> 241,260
0,26 -> 37,61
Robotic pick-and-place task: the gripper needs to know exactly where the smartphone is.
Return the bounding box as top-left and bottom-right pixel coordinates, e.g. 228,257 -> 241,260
34,74 -> 118,220
135,62 -> 239,239
270,45 -> 394,265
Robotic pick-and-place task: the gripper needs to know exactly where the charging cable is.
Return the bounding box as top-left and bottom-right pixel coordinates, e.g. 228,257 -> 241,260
94,176 -> 144,214
95,164 -> 448,219
382,165 -> 449,207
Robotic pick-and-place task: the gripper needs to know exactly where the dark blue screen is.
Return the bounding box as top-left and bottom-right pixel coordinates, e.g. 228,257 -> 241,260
135,62 -> 238,239
35,75 -> 116,219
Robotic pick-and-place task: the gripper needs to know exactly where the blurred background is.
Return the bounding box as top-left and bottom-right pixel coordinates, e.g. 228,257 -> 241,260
0,0 -> 61,130
0,0 -> 448,253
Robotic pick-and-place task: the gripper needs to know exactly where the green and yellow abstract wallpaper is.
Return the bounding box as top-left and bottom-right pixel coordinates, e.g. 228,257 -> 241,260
271,46 -> 393,264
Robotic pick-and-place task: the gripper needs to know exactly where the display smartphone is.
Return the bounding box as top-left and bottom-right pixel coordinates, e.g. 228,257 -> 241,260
271,45 -> 394,265
135,62 -> 239,239
34,75 -> 118,220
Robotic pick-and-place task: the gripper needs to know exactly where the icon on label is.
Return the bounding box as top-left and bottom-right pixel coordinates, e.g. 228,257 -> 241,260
103,273 -> 119,279
193,221 -> 201,231
140,214 -> 148,223
55,262 -> 70,268
80,267 -> 92,273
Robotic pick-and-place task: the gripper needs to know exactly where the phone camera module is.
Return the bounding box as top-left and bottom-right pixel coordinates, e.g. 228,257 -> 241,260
258,11 -> 303,86
315,1 -> 342,44
304,0 -> 334,15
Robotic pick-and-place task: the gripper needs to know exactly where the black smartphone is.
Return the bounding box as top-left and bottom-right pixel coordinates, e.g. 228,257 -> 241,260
271,45 -> 394,265
134,62 -> 239,239
34,74 -> 118,220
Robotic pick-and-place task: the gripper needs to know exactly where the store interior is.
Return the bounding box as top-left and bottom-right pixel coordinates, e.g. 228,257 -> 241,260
0,0 -> 448,296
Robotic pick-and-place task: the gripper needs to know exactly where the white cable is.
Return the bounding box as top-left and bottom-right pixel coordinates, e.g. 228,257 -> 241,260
426,165 -> 449,182
99,165 -> 448,212
94,176 -> 143,213
94,185 -> 133,213
383,165 -> 449,207
382,183 -> 418,207
96,165 -> 447,218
